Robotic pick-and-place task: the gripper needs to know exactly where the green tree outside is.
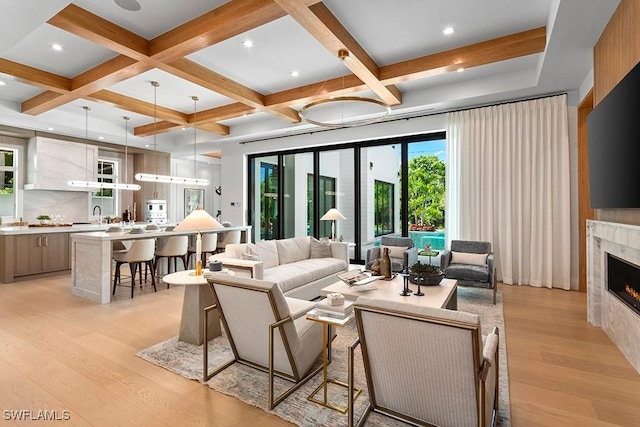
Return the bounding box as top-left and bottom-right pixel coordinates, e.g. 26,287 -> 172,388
407,155 -> 445,228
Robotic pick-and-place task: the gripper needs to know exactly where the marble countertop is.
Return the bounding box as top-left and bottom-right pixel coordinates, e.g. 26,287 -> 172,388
70,225 -> 251,241
0,223 -> 112,235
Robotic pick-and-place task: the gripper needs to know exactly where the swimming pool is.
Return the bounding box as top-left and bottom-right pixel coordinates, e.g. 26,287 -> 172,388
408,230 -> 445,251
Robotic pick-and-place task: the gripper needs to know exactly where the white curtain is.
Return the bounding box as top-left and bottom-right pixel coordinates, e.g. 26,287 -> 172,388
446,94 -> 571,289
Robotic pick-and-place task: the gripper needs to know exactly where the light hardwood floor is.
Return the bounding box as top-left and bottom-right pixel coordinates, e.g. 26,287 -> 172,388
0,274 -> 638,426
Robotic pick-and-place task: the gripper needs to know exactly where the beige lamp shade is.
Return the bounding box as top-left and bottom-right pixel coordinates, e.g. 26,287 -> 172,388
320,208 -> 346,240
320,208 -> 346,221
174,207 -> 223,275
174,207 -> 223,231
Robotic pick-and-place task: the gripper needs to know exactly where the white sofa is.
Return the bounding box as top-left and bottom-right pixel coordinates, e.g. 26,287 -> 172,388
210,236 -> 349,300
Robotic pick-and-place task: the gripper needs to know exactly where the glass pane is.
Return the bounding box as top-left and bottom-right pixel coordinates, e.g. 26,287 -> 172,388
319,149 -> 353,251
282,153 -> 313,239
250,156 -> 279,241
0,149 -> 13,167
0,170 -> 14,216
360,144 -> 402,262
407,139 -> 446,253
101,161 -> 114,175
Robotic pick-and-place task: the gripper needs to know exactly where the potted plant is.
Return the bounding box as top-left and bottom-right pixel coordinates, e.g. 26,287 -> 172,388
409,261 -> 444,286
36,214 -> 51,225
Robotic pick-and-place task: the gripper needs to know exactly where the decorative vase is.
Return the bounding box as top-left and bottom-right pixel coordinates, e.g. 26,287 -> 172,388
379,247 -> 392,279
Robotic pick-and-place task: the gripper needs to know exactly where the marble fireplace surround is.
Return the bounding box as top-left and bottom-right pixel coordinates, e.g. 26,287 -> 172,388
587,220 -> 640,374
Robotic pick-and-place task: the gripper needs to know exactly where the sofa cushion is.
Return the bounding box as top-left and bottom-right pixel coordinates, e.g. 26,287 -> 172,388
224,243 -> 252,258
276,236 -> 311,265
310,237 -> 332,258
241,252 -> 261,261
451,251 -> 488,266
382,245 -> 408,259
444,264 -> 489,282
254,240 -> 279,269
265,258 -> 347,293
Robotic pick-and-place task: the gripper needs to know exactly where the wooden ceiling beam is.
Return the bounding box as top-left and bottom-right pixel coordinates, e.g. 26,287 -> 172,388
48,4 -> 149,60
380,27 -> 547,84
44,2 -> 298,124
149,0 -> 322,62
21,57 -> 151,115
88,90 -> 189,124
166,58 -> 300,123
0,58 -> 70,93
274,0 -> 402,106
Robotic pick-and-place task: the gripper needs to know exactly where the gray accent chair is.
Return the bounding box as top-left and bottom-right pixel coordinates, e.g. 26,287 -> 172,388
203,273 -> 324,409
441,240 -> 496,304
348,297 -> 499,427
365,236 -> 418,272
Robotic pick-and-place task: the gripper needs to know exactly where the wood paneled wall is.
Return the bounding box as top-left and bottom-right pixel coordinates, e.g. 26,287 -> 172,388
593,0 -> 640,225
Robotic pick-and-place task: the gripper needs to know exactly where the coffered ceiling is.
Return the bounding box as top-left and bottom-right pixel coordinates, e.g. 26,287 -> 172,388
0,0 -> 619,160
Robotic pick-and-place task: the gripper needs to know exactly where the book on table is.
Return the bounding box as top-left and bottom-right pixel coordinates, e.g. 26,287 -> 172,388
314,298 -> 354,317
337,270 -> 382,287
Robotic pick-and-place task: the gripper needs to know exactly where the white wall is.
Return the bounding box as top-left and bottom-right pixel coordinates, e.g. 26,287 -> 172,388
169,158 -> 221,223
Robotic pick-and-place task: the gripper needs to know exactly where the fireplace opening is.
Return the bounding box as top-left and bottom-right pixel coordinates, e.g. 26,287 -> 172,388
607,253 -> 640,315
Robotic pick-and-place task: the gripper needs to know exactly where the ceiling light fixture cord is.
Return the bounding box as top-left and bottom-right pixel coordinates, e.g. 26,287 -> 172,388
152,81 -> 159,198
192,96 -> 198,178
84,106 -> 90,182
123,116 -> 130,184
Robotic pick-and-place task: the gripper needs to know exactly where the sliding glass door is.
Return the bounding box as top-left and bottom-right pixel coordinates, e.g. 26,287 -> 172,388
248,131 -> 445,264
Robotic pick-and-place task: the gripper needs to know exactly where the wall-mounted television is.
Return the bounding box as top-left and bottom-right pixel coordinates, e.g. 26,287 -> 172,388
587,60 -> 640,209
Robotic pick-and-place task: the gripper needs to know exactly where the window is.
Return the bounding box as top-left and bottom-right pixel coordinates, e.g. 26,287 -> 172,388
374,180 -> 394,236
91,159 -> 118,217
308,174 -> 336,238
0,148 -> 16,218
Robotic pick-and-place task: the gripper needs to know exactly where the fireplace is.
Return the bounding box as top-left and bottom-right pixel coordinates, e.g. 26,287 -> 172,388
607,253 -> 640,316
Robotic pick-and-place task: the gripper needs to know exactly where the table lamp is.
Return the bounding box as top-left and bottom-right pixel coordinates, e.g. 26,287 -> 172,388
320,208 -> 346,241
174,207 -> 223,275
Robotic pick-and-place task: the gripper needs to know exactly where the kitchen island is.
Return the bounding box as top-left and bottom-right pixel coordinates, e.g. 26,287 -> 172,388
0,223 -> 110,284
69,226 -> 251,303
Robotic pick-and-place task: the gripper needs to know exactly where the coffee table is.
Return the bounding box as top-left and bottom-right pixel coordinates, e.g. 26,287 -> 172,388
321,275 -> 457,310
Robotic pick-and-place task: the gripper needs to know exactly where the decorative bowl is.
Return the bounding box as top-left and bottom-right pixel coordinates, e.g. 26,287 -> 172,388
409,272 -> 444,286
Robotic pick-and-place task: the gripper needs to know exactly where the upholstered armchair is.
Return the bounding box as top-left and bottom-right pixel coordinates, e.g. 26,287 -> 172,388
365,236 -> 418,272
441,240 -> 497,304
203,274 -> 324,409
348,297 -> 499,427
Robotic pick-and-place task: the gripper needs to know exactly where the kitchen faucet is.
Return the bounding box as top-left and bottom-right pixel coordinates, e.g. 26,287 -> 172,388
93,205 -> 102,224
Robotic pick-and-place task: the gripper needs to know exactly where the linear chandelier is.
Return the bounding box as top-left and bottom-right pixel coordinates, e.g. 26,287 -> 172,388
298,50 -> 391,129
68,106 -> 140,190
135,83 -> 209,187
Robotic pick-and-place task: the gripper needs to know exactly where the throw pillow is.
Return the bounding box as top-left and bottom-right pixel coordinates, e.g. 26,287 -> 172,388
382,245 -> 408,259
451,251 -> 488,266
310,237 -> 332,258
241,252 -> 261,261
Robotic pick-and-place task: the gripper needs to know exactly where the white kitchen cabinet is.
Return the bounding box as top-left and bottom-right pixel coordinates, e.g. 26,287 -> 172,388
24,136 -> 98,191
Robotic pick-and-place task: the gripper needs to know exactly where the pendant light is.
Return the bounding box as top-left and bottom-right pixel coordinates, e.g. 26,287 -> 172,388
135,83 -> 209,187
68,106 -> 140,190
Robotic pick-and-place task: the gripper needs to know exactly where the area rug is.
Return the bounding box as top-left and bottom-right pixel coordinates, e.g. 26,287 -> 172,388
137,287 -> 510,426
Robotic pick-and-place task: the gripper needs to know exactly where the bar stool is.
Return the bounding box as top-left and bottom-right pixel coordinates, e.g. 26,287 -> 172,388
154,235 -> 188,283
215,230 -> 241,253
187,232 -> 217,268
112,238 -> 157,298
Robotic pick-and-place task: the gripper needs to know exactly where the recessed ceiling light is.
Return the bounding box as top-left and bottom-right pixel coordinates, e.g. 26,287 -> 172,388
114,0 -> 141,12
291,70 -> 299,77
457,67 -> 464,72
181,127 -> 186,131
98,136 -> 104,140
48,127 -> 54,131
0,81 -> 6,86
242,40 -> 254,48
443,26 -> 455,36
144,144 -> 150,148
51,43 -> 64,51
